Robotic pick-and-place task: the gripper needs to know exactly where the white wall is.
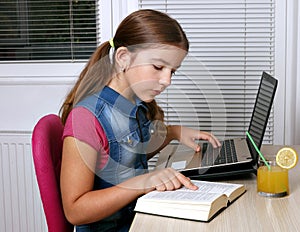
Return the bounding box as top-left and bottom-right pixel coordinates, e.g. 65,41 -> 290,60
0,63 -> 84,132
284,0 -> 300,145
274,0 -> 300,145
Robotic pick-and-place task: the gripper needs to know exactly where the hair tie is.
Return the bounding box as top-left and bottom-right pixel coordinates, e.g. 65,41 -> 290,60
109,38 -> 115,48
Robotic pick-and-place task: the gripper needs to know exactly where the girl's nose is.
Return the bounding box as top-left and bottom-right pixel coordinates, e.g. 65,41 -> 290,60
159,70 -> 172,87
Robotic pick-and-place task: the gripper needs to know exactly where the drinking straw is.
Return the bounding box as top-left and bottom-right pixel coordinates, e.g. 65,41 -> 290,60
246,131 -> 270,170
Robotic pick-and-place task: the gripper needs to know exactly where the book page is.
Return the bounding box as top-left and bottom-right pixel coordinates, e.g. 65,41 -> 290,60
141,187 -> 224,203
141,180 -> 243,203
188,180 -> 243,197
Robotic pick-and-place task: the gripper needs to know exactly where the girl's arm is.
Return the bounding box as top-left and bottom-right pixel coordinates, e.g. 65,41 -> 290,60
60,137 -> 196,225
147,124 -> 221,159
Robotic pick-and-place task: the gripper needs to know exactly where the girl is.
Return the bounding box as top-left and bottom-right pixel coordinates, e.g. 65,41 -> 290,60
60,9 -> 220,232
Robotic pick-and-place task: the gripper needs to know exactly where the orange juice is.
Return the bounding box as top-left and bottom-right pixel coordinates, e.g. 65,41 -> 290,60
257,163 -> 289,197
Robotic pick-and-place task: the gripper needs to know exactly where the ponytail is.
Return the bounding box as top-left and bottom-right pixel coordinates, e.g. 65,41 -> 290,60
60,41 -> 113,124
145,101 -> 164,122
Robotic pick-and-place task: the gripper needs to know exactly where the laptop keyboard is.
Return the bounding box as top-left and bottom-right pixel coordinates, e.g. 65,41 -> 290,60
202,139 -> 237,166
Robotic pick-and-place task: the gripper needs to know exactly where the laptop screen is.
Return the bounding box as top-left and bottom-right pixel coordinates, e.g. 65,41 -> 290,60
247,72 -> 278,160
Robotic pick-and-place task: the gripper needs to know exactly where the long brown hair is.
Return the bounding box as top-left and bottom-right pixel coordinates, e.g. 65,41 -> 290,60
60,9 -> 189,124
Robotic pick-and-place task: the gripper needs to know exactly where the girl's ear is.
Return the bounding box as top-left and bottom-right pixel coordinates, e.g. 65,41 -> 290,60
115,46 -> 131,70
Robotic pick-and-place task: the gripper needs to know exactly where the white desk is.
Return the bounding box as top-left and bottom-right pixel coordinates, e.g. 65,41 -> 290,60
129,145 -> 300,232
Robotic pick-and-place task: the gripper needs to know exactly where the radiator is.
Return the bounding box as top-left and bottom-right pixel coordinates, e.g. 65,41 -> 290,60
0,133 -> 47,232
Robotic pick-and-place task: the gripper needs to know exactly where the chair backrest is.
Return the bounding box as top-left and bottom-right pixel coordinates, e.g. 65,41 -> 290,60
32,114 -> 74,232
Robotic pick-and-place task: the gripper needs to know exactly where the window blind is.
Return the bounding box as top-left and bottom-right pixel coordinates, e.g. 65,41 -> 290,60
139,0 -> 275,143
0,0 -> 98,61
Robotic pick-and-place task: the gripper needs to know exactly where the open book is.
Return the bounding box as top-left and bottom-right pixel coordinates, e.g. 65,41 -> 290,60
134,180 -> 245,222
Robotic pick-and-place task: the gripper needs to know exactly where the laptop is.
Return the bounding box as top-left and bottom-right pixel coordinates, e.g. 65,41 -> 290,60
158,71 -> 278,179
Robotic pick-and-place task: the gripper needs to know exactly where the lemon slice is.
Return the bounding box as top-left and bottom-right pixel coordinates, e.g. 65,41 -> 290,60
276,147 -> 298,169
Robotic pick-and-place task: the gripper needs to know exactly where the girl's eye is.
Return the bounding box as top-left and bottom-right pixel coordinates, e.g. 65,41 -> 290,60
153,65 -> 176,76
153,65 -> 163,70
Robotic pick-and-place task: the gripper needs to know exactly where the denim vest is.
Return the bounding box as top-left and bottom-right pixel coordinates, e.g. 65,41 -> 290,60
75,86 -> 151,232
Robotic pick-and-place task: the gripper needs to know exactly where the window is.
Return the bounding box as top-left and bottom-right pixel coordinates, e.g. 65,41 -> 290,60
139,0 -> 275,143
0,0 -> 98,61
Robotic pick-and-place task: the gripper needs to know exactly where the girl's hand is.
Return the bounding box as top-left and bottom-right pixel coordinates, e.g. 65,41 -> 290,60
168,125 -> 221,152
119,168 -> 198,194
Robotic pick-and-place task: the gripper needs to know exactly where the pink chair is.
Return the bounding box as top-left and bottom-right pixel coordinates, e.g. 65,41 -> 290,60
32,114 -> 74,232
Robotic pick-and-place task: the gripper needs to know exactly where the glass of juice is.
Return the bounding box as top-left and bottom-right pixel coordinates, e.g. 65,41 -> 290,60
257,160 -> 289,197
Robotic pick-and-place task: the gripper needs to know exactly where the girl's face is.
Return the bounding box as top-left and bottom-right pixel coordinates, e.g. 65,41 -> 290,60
112,46 -> 187,103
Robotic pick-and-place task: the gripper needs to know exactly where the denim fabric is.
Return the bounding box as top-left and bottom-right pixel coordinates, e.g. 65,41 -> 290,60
76,205 -> 135,232
75,86 -> 151,231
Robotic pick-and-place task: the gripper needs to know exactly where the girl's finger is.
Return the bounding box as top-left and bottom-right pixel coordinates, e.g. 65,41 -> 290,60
176,173 -> 198,190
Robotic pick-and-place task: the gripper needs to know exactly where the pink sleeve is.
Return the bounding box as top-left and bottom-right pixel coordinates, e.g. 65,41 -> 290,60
63,107 -> 109,168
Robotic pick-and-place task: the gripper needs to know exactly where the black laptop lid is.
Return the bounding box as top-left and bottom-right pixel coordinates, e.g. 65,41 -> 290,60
247,72 -> 278,162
